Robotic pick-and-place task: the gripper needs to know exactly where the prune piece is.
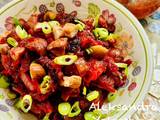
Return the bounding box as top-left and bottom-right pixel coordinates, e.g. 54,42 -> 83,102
38,13 -> 45,22
68,38 -> 80,53
107,24 -> 115,33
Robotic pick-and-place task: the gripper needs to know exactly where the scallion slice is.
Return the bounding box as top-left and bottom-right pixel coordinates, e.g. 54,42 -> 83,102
83,86 -> 87,95
40,75 -> 51,94
7,37 -> 18,47
58,102 -> 71,116
15,25 -> 28,39
84,112 -> 96,120
107,91 -> 118,102
75,20 -> 85,31
7,91 -> 17,99
53,55 -> 78,65
42,113 -> 51,120
115,63 -> 128,68
13,17 -> 22,27
68,101 -> 81,117
16,95 -> 33,113
41,22 -> 52,34
0,75 -> 10,89
93,28 -> 109,40
48,21 -> 60,27
86,90 -> 99,102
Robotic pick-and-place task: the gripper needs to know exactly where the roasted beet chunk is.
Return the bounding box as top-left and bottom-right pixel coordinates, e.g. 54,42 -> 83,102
93,75 -> 116,93
26,37 -> 47,56
19,71 -> 39,92
9,47 -> 25,61
31,101 -> 53,118
83,60 -> 106,86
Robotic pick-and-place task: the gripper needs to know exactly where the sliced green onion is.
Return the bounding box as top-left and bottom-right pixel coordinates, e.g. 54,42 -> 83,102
93,109 -> 107,119
107,91 -> 118,102
40,75 -> 51,94
35,22 -> 52,34
76,24 -> 84,31
85,48 -> 93,55
106,33 -> 119,40
53,55 -> 78,65
84,112 -> 96,120
48,21 -> 60,27
75,20 -> 85,31
43,113 -> 51,120
0,75 -> 10,88
13,17 -> 21,27
68,101 -> 81,117
16,95 -> 32,113
7,37 -> 18,47
93,28 -> 109,40
58,102 -> 71,116
119,75 -> 123,80
7,91 -> 17,99
41,22 -> 52,34
93,14 -> 100,27
115,63 -> 129,76
84,110 -> 107,120
86,90 -> 99,102
115,63 -> 127,68
15,25 -> 28,39
83,86 -> 87,95
124,67 -> 129,76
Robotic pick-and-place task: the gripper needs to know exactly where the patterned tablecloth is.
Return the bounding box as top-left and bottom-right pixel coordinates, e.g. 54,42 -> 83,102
0,0 -> 160,120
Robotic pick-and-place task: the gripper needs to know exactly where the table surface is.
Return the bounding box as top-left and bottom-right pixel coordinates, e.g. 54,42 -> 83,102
0,0 -> 160,120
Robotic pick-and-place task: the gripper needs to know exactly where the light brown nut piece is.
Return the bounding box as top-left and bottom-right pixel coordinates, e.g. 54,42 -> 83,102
62,75 -> 82,89
63,23 -> 78,38
75,58 -> 89,76
52,25 -> 64,39
29,62 -> 46,80
9,47 -> 25,61
47,38 -> 68,50
87,45 -> 108,59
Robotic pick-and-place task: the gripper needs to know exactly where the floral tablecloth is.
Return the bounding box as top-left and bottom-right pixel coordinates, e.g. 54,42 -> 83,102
0,0 -> 160,120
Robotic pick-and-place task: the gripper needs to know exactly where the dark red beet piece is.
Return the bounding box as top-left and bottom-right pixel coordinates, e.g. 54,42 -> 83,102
61,88 -> 80,101
19,71 -> 39,92
94,76 -> 116,93
83,60 -> 106,86
31,101 -> 53,117
26,37 -> 47,56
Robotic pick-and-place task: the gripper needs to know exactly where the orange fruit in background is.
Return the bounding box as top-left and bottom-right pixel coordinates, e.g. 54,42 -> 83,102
117,0 -> 160,19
